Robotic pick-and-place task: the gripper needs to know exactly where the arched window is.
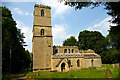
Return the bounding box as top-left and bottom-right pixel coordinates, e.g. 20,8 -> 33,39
64,49 -> 67,53
41,29 -> 44,35
69,49 -> 70,53
91,59 -> 94,67
55,49 -> 58,53
72,49 -> 74,53
41,9 -> 44,16
61,63 -> 65,72
77,59 -> 80,67
68,60 -> 71,68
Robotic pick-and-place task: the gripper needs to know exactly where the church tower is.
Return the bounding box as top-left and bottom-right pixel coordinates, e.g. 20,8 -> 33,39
32,4 -> 53,71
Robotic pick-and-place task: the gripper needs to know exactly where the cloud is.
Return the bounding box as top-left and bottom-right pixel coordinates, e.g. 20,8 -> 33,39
36,0 -> 71,18
2,0 -> 32,2
52,24 -> 68,39
87,16 -> 116,36
52,24 -> 78,45
13,8 -> 32,16
13,8 -> 23,15
16,20 -> 32,52
25,12 -> 29,16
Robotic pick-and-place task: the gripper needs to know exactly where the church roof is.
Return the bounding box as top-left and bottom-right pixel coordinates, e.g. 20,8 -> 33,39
52,53 -> 84,58
52,53 -> 101,59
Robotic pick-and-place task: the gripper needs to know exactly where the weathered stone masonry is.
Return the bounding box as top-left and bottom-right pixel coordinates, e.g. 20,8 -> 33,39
32,4 -> 102,72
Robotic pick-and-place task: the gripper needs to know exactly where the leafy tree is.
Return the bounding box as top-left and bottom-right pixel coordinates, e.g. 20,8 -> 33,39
101,49 -> 120,64
60,1 -> 120,49
63,36 -> 78,46
78,30 -> 107,54
108,25 -> 120,50
2,6 -> 31,73
60,1 -> 120,63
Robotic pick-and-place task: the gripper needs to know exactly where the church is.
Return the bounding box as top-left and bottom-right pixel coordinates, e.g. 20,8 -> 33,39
32,4 -> 102,72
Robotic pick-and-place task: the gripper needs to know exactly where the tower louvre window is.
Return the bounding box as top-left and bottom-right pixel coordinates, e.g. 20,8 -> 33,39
41,9 -> 44,16
41,29 -> 44,35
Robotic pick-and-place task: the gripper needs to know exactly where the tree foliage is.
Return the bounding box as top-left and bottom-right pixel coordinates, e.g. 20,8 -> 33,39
61,1 -> 120,50
63,36 -> 78,46
2,6 -> 32,73
60,1 -> 120,63
78,30 -> 108,54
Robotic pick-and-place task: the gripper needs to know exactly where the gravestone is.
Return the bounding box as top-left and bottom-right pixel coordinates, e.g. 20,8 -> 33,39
113,64 -> 115,68
117,63 -> 119,68
106,68 -> 112,78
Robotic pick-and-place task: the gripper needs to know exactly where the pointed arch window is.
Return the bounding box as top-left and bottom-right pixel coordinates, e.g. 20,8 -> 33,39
77,59 -> 80,67
91,59 -> 94,67
69,49 -> 70,53
41,29 -> 44,35
72,49 -> 74,53
68,60 -> 71,68
41,9 -> 44,16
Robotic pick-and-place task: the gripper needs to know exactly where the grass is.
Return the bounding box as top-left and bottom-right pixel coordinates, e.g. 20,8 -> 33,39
25,64 -> 120,78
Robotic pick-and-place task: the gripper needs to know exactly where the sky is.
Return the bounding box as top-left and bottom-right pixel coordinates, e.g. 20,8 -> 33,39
2,0 -> 114,52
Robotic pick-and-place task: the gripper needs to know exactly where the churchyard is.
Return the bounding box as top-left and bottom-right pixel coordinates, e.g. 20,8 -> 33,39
25,64 -> 120,78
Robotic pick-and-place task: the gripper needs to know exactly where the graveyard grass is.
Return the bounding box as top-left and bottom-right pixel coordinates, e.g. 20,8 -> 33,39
26,64 -> 120,78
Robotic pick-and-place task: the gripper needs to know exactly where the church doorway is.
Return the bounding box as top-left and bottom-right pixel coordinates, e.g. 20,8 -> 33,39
61,63 -> 65,72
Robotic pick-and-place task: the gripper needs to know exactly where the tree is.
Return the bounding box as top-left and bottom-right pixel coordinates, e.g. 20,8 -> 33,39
60,1 -> 120,50
2,6 -> 31,73
101,48 -> 120,64
78,30 -> 107,54
63,36 -> 78,46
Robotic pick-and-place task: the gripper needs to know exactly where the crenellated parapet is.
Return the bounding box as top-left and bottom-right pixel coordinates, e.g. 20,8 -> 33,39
79,49 -> 95,53
35,4 -> 51,9
55,45 -> 78,48
54,46 -> 79,54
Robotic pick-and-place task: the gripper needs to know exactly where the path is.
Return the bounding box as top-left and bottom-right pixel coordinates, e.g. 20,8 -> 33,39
10,74 -> 28,80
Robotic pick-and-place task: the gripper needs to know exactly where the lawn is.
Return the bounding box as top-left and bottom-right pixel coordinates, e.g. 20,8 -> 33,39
25,64 -> 120,78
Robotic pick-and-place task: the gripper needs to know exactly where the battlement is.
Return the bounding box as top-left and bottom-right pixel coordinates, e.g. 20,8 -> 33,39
79,49 -> 95,53
35,4 -> 51,9
55,45 -> 78,48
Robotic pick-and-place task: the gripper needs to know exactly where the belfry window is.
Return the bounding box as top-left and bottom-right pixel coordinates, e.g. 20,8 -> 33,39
41,29 -> 44,35
77,59 -> 80,67
41,9 -> 44,16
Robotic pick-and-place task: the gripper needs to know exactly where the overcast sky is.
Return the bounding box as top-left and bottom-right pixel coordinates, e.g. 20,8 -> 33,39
2,0 -> 113,52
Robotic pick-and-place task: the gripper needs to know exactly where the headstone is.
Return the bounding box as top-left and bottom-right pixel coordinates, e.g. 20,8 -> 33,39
117,63 -> 119,68
106,68 -> 112,78
113,64 -> 115,68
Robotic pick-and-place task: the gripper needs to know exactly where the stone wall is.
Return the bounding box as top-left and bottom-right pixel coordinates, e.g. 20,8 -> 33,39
32,4 -> 53,71
54,46 -> 79,54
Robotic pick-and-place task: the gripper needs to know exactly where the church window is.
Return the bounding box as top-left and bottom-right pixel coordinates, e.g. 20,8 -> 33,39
72,49 -> 74,53
55,49 -> 58,53
91,59 -> 94,67
69,49 -> 70,53
41,29 -> 44,35
64,49 -> 67,53
41,9 -> 44,16
68,60 -> 71,68
77,59 -> 80,67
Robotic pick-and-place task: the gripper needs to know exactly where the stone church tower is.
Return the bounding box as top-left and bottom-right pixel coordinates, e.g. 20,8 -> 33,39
32,4 -> 53,71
